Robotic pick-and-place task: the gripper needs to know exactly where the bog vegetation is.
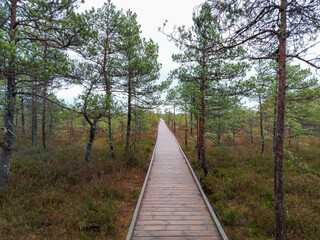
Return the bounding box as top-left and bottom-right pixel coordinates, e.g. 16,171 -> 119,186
0,0 -> 320,239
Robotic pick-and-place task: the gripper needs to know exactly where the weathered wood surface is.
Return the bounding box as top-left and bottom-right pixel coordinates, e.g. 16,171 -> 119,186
129,119 -> 223,240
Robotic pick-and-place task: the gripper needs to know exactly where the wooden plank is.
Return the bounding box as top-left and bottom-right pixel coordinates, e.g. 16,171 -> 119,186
134,225 -> 214,231
135,220 -> 215,226
131,237 -> 216,240
133,230 -> 220,237
138,215 -> 211,220
140,207 -> 207,211
144,194 -> 201,198
139,211 -> 211,216
142,200 -> 204,204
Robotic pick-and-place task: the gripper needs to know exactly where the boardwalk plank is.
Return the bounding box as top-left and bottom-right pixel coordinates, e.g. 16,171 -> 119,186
138,215 -> 211,220
135,220 -> 214,226
133,230 -> 220,237
134,225 -> 214,231
139,212 -> 211,216
132,237 -> 216,240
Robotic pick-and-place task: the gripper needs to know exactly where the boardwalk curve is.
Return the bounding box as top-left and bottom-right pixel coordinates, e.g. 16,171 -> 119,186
126,119 -> 228,240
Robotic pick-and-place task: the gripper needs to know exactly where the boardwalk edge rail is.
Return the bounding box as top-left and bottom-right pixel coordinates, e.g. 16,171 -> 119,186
168,124 -> 229,240
125,121 -> 160,240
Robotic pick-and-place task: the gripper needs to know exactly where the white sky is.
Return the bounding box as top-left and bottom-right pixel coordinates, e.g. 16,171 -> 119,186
56,0 -> 204,104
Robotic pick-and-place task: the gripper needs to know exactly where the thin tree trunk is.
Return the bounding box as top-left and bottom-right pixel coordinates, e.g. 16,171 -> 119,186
108,109 -> 115,159
296,136 -> 299,152
15,106 -> 18,127
274,2 -> 286,239
133,104 -> 137,156
190,111 -> 193,135
249,122 -> 254,150
217,117 -> 221,144
195,115 -> 201,161
102,36 -> 115,159
42,85 -> 47,151
20,95 -> 25,135
0,0 -> 17,192
125,75 -> 132,153
259,94 -> 265,155
32,84 -> 38,148
173,102 -> 176,134
199,95 -> 208,176
42,41 -> 48,151
184,104 -> 188,148
199,74 -> 208,176
85,119 -> 98,165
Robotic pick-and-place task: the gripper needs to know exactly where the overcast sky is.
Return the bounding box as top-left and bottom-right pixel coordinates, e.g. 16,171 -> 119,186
56,0 -> 204,104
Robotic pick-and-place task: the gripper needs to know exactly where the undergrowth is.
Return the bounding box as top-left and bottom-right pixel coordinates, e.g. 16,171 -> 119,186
175,126 -> 320,240
0,128 -> 157,240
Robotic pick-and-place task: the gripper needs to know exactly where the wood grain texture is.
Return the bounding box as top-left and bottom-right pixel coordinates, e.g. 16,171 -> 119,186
130,119 -> 222,239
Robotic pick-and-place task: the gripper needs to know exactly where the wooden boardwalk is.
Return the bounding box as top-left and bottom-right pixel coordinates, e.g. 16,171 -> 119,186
126,119 -> 228,240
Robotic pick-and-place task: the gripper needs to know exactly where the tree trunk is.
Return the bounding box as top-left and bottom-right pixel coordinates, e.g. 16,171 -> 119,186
102,38 -> 115,159
0,0 -> 17,192
125,75 -> 132,153
15,106 -> 19,127
296,136 -> 299,152
259,94 -> 264,155
249,122 -> 254,150
108,109 -> 115,159
42,41 -> 48,151
84,119 -> 98,165
190,111 -> 193,135
195,115 -> 201,161
199,96 -> 208,176
42,85 -> 47,151
217,117 -> 221,144
32,85 -> 38,148
133,104 -> 137,157
274,2 -> 286,239
199,76 -> 208,176
20,95 -> 25,135
0,73 -> 16,191
173,102 -> 176,134
184,104 -> 188,148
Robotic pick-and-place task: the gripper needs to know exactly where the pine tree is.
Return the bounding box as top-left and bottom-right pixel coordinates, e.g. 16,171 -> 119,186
208,1 -> 320,237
